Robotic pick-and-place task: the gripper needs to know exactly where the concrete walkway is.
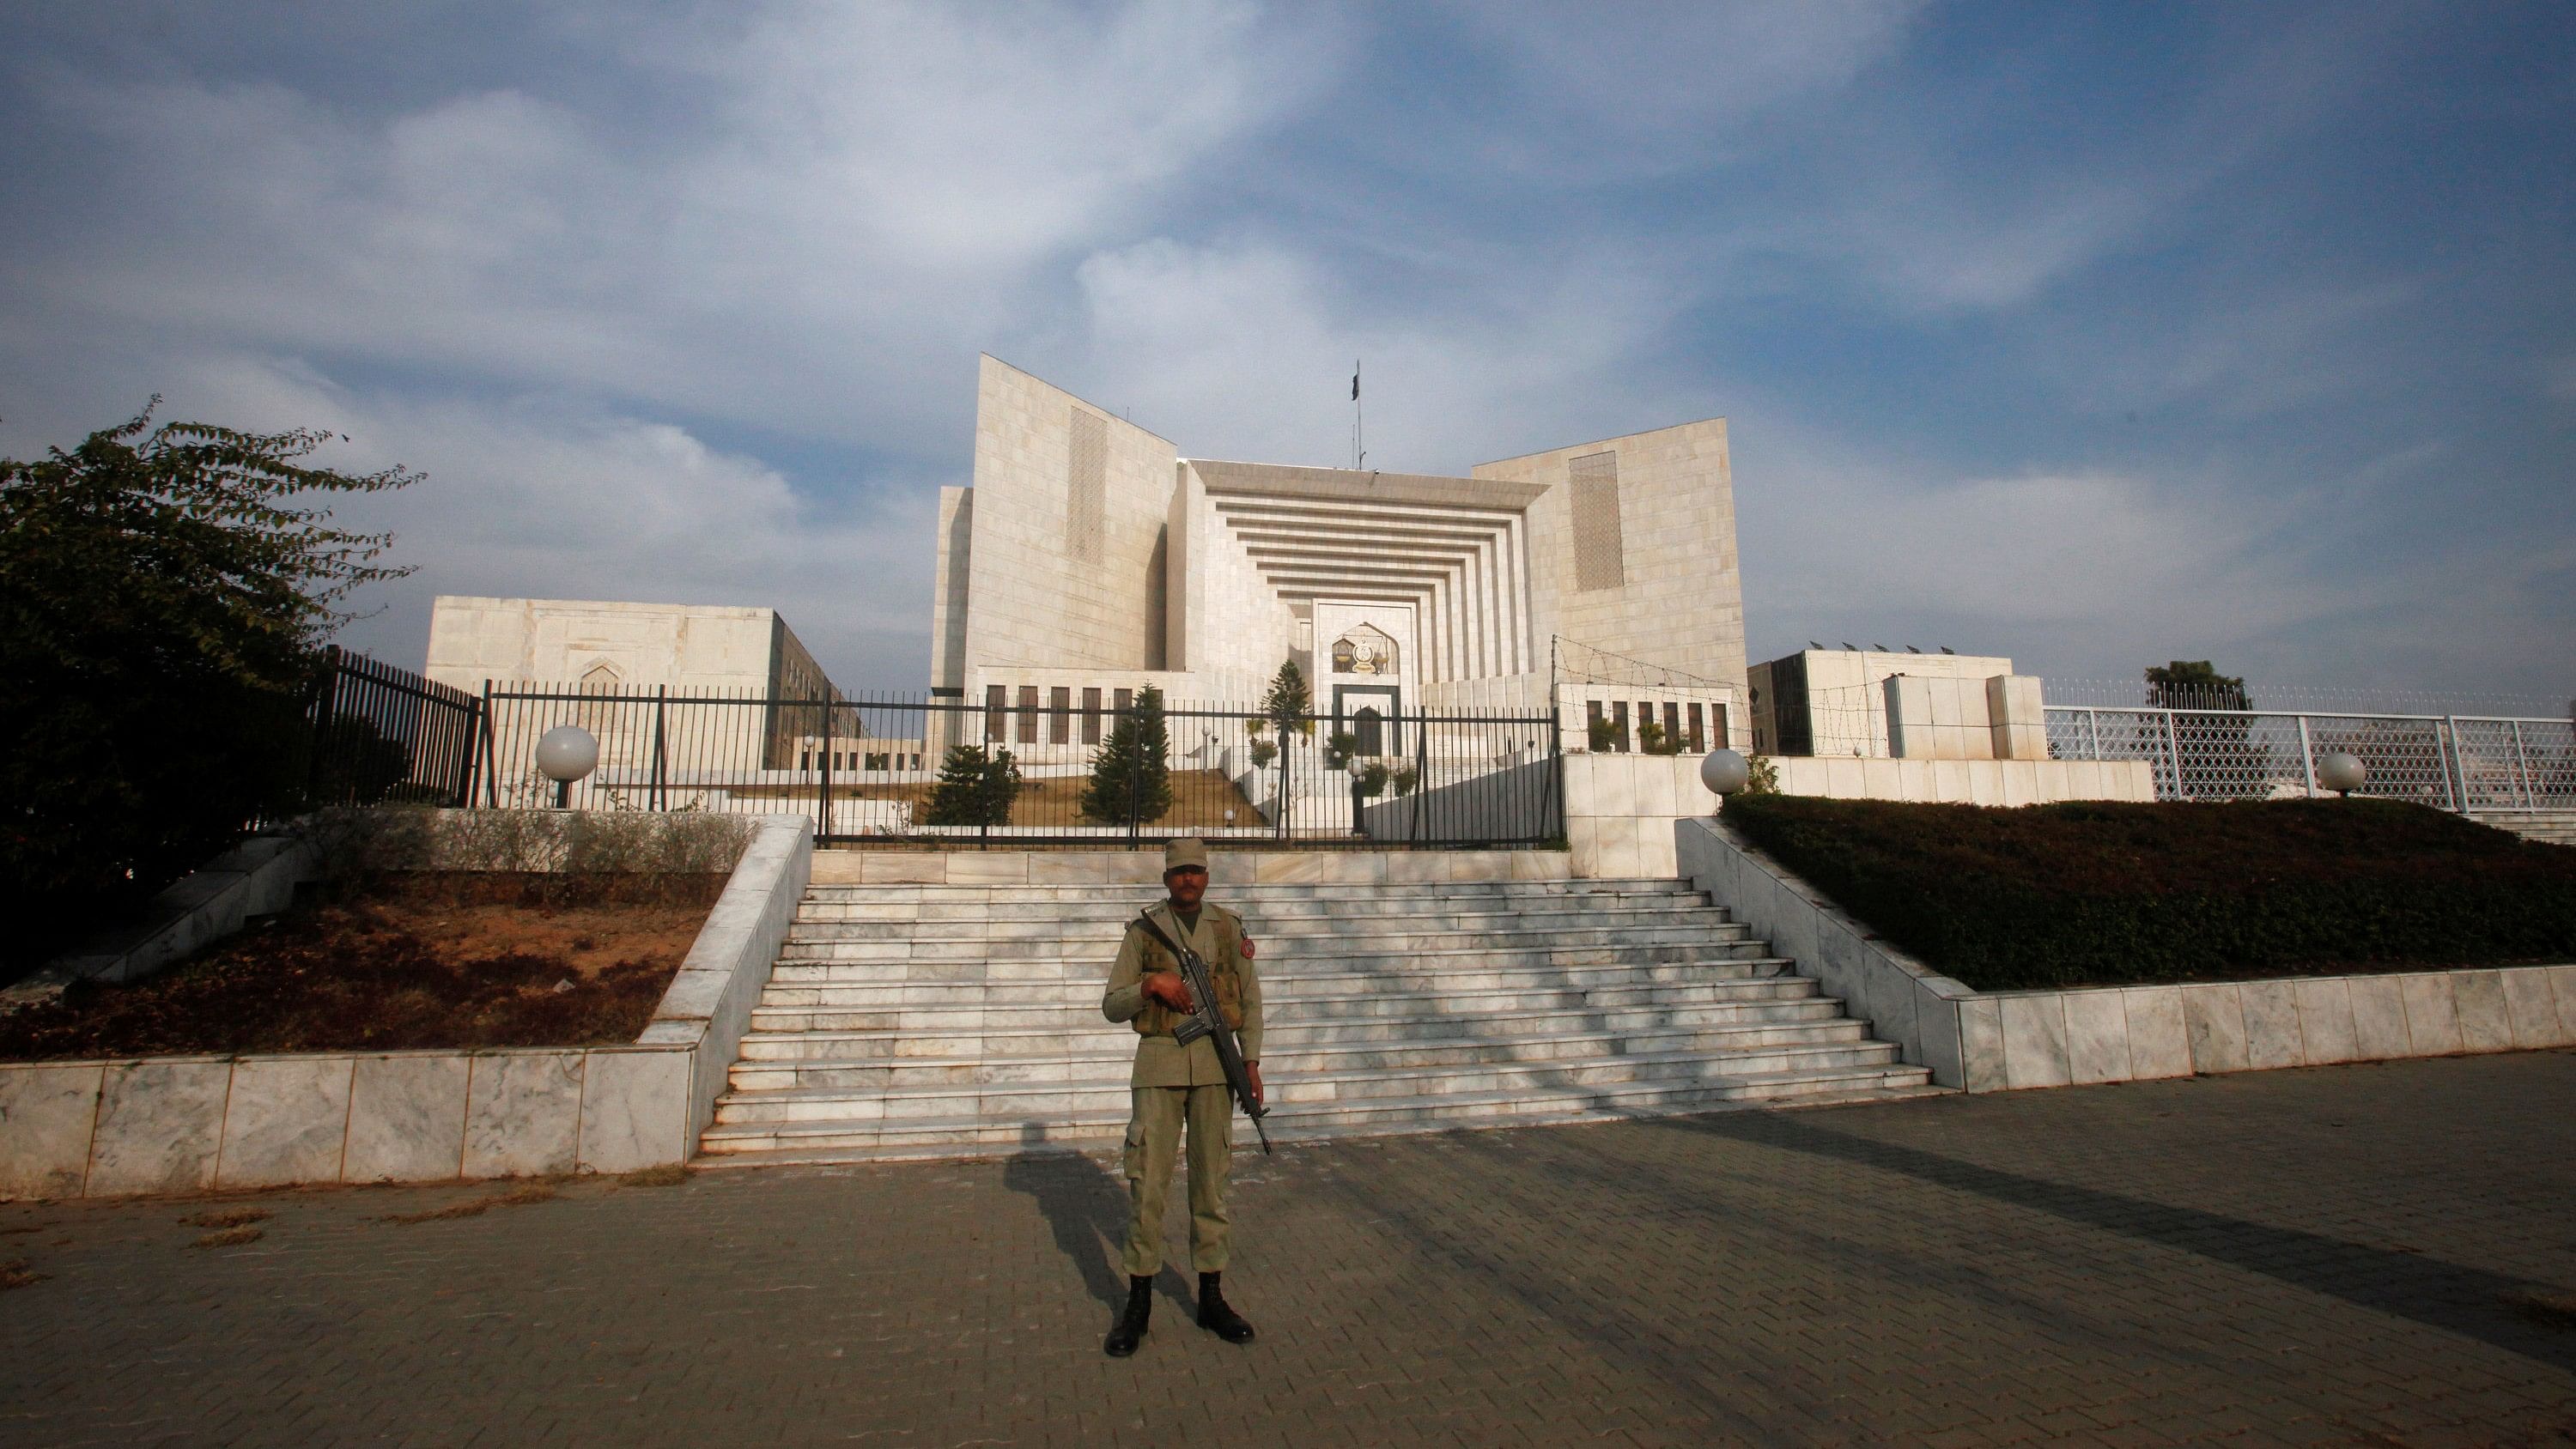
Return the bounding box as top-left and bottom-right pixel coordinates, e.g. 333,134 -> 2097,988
4,1052 -> 2573,1447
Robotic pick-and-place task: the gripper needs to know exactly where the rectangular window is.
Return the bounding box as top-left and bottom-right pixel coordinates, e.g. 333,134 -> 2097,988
1049,687 -> 1072,744
1686,704 -> 1705,755
799,748 -> 811,771
1586,700 -> 1605,750
866,752 -> 889,771
1610,700 -> 1630,753
1082,687 -> 1103,744
985,685 -> 1006,743
1663,702 -> 1681,752
1114,687 -> 1133,714
1017,685 -> 1039,743
1711,704 -> 1729,749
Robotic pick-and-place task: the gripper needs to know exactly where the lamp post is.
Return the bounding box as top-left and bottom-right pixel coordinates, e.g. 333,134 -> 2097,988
1699,748 -> 1751,809
536,724 -> 600,809
2316,750 -> 2367,800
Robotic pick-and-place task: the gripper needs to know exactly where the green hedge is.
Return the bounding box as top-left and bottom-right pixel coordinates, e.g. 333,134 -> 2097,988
1720,796 -> 2576,991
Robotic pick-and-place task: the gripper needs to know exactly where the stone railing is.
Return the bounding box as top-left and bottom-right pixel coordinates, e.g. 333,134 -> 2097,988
0,813 -> 811,1200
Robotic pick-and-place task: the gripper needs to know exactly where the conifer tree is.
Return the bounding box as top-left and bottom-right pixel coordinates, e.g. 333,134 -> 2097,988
925,744 -> 1020,827
1081,684 -> 1173,825
1261,658 -> 1313,738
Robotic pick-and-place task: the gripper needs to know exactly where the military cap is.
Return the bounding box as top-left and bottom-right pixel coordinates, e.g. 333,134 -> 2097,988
1163,837 -> 1210,873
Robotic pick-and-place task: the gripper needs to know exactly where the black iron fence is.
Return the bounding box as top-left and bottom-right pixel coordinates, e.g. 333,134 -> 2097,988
289,647 -> 482,814
466,686 -> 1560,848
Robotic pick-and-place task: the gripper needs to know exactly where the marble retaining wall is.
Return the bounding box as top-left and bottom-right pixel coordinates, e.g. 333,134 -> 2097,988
1674,815 -> 2576,1092
0,814 -> 811,1200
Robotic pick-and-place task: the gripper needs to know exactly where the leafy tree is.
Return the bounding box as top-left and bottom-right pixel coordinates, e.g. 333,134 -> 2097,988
924,744 -> 1022,827
1082,684 -> 1172,825
1,401 -> 417,975
2144,660 -> 2251,711
1588,715 -> 1621,752
2144,660 -> 2265,798
1322,730 -> 1360,771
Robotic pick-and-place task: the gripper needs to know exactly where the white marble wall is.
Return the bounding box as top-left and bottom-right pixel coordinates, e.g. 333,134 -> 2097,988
0,815 -> 811,1200
1673,815 -> 2576,1093
1567,755 -> 2155,879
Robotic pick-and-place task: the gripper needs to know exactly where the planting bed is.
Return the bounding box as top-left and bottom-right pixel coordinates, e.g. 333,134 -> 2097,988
1721,796 -> 2576,991
0,875 -> 721,1060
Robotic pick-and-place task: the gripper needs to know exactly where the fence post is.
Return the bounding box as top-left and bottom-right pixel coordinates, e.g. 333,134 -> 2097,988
2297,716 -> 2317,799
481,680 -> 501,808
1411,711 -> 1431,844
2088,708 -> 2102,761
2439,716 -> 2461,811
651,686 -> 667,812
305,647 -> 342,803
2511,720 -> 2533,808
2163,711 -> 2184,801
816,696 -> 831,843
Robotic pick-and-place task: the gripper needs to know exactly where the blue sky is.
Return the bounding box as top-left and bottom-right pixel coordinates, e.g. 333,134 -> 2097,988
3,1 -> 2569,703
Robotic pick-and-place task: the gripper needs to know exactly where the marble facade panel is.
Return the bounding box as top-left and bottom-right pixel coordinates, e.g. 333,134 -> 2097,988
2399,974 -> 2464,1055
2346,976 -> 2414,1058
2499,967 -> 2567,1047
2180,985 -> 2250,1072
1998,995 -> 2071,1089
87,1059 -> 229,1197
2239,981 -> 2306,1070
0,1063 -> 103,1199
2119,988 -> 2191,1079
577,1049 -> 693,1173
2062,991 -> 2133,1084
2291,979 -> 2360,1065
2451,970 -> 2515,1052
461,1052 -> 584,1180
216,1057 -> 353,1190
345,1054 -> 471,1183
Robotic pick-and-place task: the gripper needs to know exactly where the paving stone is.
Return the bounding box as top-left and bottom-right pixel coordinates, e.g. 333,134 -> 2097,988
3,1052 -> 2573,1447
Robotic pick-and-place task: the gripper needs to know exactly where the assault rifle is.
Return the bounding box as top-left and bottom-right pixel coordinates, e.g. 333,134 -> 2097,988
1133,910 -> 1273,1155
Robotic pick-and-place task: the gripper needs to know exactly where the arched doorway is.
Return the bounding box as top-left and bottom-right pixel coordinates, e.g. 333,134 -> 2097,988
1352,706 -> 1384,757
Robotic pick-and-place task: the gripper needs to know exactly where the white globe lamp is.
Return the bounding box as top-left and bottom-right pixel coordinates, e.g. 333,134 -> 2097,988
1700,748 -> 1751,801
536,724 -> 600,808
2316,751 -> 2366,798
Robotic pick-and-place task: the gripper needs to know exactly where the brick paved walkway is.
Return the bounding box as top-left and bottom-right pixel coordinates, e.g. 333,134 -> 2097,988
4,1052 -> 2574,1448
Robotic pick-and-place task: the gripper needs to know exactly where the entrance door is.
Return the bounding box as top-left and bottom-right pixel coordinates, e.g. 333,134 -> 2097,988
1352,706 -> 1384,757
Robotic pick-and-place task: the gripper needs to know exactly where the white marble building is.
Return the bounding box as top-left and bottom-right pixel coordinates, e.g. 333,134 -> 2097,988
932,356 -> 1748,746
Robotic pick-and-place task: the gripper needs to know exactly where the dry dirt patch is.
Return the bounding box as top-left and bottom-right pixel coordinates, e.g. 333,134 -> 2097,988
0,875 -> 721,1060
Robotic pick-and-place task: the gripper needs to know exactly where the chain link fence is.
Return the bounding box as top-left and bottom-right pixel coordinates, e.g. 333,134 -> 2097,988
2044,706 -> 2576,809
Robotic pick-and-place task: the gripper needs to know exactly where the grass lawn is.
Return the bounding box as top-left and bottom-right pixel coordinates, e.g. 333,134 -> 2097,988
1720,796 -> 2576,991
0,874 -> 724,1061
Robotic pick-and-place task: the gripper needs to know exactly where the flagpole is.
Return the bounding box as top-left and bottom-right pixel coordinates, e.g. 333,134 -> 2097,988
1352,358 -> 1364,470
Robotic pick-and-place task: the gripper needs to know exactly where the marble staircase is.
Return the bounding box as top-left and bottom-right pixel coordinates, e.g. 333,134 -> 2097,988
697,875 -> 1937,1166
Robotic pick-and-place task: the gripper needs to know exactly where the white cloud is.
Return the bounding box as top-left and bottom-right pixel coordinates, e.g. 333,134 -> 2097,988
146,352 -> 937,688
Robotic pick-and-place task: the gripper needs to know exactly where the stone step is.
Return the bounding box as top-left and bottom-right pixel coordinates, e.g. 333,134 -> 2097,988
755,957 -> 1799,1009
744,973 -> 1822,1034
777,939 -> 1777,977
787,906 -> 1735,939
766,946 -> 1783,992
733,996 -> 1853,1062
697,1063 -> 1939,1158
798,878 -> 1698,905
783,920 -> 1746,954
793,896 -> 1719,925
727,1018 -> 1879,1091
712,1040 -> 1907,1126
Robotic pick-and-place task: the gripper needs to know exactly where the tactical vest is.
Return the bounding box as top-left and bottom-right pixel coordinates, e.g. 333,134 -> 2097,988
1131,908 -> 1245,1037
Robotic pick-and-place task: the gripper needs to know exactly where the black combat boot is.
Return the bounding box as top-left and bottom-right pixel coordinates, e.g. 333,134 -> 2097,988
1103,1276 -> 1153,1357
1198,1271 -> 1255,1343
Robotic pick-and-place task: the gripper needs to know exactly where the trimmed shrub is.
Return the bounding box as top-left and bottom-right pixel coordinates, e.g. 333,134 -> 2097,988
1721,796 -> 2576,991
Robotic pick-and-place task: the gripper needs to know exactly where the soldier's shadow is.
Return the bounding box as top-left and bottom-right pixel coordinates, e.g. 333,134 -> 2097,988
999,1122 -> 1194,1313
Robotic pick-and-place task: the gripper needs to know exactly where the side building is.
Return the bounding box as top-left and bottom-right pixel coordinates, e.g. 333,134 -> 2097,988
424,596 -> 904,807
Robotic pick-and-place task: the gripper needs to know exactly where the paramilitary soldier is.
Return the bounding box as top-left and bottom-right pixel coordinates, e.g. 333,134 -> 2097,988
1098,837 -> 1262,1356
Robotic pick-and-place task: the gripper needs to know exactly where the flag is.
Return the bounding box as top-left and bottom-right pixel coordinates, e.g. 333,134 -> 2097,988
1351,364 -> 1359,401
